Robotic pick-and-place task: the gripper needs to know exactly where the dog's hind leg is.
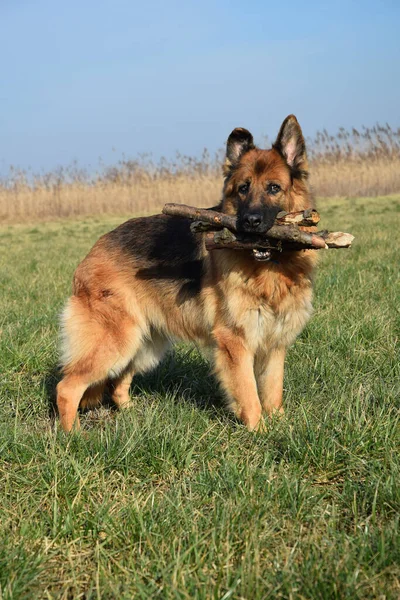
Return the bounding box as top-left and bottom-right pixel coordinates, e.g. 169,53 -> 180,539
110,365 -> 135,410
80,381 -> 107,410
213,327 -> 262,431
57,344 -> 140,432
110,330 -> 171,410
57,296 -> 144,432
56,375 -> 90,432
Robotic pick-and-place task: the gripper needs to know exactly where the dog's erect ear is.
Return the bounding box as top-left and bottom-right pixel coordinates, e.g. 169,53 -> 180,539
274,115 -> 307,175
225,127 -> 255,172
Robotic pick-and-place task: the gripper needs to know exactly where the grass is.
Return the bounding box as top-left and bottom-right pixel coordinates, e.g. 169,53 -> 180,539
0,195 -> 399,599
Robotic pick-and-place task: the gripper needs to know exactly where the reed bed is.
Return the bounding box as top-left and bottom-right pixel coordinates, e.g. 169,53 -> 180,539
1,124 -> 399,222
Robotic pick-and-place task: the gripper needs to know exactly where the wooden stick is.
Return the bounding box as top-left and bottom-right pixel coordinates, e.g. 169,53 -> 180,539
204,229 -> 354,252
263,225 -> 327,248
321,232 -> 355,248
275,208 -> 320,226
162,202 -> 354,252
204,230 -> 290,252
163,203 -> 237,230
163,203 -> 320,229
192,220 -> 326,247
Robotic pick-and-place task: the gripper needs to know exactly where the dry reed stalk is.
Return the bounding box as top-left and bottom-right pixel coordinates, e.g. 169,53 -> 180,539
1,122 -> 400,222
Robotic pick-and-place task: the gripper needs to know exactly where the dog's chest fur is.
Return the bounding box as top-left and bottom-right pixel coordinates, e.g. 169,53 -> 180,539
215,255 -> 314,352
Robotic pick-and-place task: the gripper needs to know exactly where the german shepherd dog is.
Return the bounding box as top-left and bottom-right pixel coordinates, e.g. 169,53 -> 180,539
57,115 -> 317,432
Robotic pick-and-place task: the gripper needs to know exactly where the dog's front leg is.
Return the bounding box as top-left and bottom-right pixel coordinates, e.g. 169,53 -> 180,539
213,328 -> 262,431
255,347 -> 286,416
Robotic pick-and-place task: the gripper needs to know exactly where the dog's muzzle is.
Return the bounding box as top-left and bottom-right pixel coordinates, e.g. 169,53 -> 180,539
239,206 -> 281,234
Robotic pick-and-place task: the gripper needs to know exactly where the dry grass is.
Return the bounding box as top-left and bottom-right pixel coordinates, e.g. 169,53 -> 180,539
0,174 -> 222,222
1,124 -> 400,222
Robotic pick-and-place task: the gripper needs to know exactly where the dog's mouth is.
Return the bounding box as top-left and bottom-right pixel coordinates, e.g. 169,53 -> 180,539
252,248 -> 272,261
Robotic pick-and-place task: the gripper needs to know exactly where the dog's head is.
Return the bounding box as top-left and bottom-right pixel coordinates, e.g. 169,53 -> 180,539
221,115 -> 312,234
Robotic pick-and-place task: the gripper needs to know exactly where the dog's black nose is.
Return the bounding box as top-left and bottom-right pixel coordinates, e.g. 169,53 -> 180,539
243,213 -> 262,229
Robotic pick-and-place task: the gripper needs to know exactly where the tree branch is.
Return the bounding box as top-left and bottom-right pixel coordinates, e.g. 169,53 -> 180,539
162,202 -> 354,252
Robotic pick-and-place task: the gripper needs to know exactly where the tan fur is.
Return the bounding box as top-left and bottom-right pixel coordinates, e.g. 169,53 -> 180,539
57,116 -> 317,432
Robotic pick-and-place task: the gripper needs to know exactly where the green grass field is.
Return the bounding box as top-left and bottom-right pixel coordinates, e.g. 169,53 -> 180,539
0,196 -> 399,599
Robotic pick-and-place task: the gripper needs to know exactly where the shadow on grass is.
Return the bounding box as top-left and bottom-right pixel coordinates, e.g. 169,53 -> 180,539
131,349 -> 224,410
42,347 -> 224,423
43,365 -> 59,423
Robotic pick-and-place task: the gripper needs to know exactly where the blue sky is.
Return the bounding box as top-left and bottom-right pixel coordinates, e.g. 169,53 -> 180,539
1,0 -> 399,174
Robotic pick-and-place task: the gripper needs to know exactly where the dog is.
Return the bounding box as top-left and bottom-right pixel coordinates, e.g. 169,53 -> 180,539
56,115 -> 317,432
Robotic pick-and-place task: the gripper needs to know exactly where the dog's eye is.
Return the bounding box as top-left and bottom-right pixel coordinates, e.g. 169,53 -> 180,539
238,183 -> 249,195
267,183 -> 281,195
